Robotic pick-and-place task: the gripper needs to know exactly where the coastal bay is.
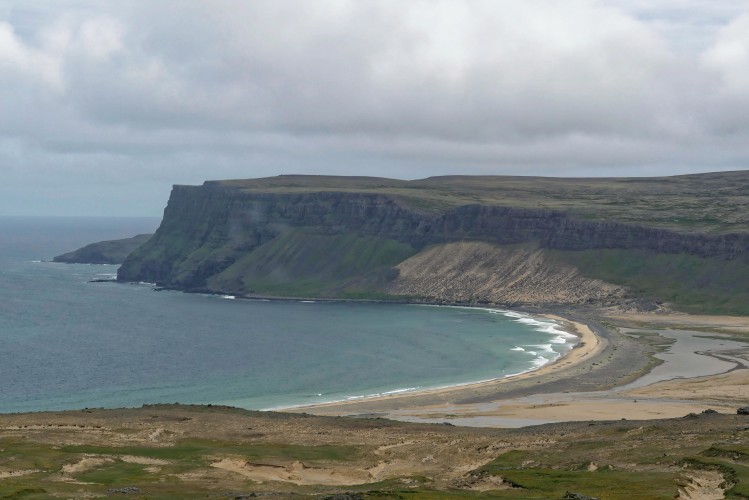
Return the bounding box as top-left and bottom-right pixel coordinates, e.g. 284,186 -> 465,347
295,311 -> 749,427
0,218 -> 585,415
7,1 -> 749,494
5,170 -> 749,498
9,217 -> 748,425
3,225 -> 749,499
3,304 -> 749,498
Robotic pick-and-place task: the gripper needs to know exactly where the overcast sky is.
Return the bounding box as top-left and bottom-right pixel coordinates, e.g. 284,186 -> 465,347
2,1 -> 749,216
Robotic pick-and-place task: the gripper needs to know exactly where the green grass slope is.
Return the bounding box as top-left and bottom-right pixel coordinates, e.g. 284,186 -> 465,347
552,249 -> 749,315
207,229 -> 417,298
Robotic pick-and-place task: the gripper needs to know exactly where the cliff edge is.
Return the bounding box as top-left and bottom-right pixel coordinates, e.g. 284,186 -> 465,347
118,173 -> 749,314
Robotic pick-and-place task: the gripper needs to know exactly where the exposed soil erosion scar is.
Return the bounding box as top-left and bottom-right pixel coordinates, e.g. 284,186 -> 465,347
210,458 -> 373,485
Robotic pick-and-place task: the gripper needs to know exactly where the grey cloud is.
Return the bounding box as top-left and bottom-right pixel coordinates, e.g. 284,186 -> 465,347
1,0 -> 749,216
59,1 -> 687,141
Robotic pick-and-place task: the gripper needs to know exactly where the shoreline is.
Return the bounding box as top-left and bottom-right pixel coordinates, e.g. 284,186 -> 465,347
280,311 -> 603,413
290,309 -> 749,426
11,271 -> 749,426
111,281 -> 616,417
265,309 -> 596,412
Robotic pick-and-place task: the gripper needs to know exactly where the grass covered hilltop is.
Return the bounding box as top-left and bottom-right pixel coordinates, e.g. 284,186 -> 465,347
117,171 -> 749,315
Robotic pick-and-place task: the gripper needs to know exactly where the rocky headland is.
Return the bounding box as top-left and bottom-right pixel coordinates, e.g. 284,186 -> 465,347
116,171 -> 749,315
53,233 -> 152,264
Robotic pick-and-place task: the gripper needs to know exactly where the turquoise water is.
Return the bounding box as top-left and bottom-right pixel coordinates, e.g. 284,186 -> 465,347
0,217 -> 575,413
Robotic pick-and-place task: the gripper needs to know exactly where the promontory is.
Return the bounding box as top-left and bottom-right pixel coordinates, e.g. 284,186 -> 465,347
117,171 -> 749,315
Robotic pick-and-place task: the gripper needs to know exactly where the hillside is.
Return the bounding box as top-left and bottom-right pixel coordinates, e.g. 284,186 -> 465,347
118,171 -> 749,314
1,404 -> 747,499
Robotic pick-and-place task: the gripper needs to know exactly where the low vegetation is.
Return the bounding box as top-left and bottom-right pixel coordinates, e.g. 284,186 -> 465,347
1,405 -> 748,499
207,230 -> 416,297
552,249 -> 749,315
218,171 -> 749,233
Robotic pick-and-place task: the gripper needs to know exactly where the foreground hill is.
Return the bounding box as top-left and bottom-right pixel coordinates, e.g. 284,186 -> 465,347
117,171 -> 749,314
1,404 -> 747,499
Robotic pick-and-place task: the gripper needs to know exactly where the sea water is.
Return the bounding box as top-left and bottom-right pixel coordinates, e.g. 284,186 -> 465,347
0,217 -> 576,413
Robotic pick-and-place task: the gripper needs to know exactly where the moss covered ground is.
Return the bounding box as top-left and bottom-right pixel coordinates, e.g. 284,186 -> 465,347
207,230 -> 416,297
1,405 -> 748,499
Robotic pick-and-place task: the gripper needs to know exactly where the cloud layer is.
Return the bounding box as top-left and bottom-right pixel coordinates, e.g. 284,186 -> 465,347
1,1 -> 749,214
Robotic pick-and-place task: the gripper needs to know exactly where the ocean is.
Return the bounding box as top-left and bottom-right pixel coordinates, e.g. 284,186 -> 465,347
0,217 -> 575,413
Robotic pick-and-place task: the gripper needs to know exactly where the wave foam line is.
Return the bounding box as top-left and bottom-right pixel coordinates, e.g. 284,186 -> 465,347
264,351 -> 562,411
415,304 -> 580,356
525,343 -> 555,353
267,306 -> 580,412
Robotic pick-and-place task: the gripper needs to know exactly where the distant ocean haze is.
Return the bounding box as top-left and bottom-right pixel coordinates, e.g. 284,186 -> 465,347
0,217 -> 575,413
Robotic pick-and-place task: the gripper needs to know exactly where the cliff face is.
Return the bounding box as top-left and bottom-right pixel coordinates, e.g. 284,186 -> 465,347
117,185 -> 427,288
118,179 -> 749,312
435,205 -> 749,256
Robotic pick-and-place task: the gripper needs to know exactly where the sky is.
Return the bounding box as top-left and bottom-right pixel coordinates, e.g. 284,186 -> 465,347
2,1 -> 749,216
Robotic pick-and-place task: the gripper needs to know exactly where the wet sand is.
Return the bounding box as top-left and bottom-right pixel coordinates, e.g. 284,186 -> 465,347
294,310 -> 749,427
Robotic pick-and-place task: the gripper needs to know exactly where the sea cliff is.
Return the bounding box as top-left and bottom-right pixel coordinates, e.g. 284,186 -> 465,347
118,173 -> 749,314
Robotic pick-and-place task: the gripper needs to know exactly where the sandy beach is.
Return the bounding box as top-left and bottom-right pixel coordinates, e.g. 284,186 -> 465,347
292,309 -> 749,427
